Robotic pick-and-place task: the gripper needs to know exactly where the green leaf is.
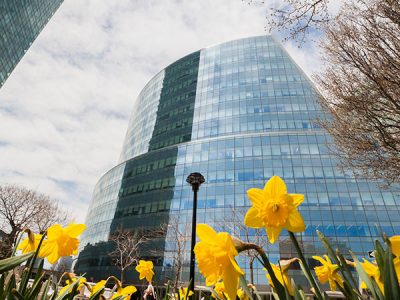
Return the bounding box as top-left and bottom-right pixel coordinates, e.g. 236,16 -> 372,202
40,279 -> 51,300
289,232 -> 324,300
0,274 -> 5,300
317,230 -> 360,293
291,279 -> 305,300
163,280 -> 171,300
27,272 -> 45,300
11,289 -> 25,300
5,275 -> 16,300
374,240 -> 385,270
383,243 -> 400,300
0,253 -> 33,274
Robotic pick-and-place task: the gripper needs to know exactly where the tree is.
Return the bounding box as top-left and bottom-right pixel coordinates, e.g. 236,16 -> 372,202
108,227 -> 150,284
162,216 -> 191,288
0,184 -> 70,258
246,0 -> 332,44
315,0 -> 400,185
220,208 -> 268,284
249,0 -> 400,185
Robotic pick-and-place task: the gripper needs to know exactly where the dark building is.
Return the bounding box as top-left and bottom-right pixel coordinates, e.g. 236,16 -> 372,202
76,36 -> 400,286
0,0 -> 64,87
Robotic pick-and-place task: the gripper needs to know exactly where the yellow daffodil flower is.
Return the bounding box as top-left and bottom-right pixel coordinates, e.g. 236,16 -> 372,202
194,224 -> 244,300
244,176 -> 305,243
112,285 -> 137,300
360,259 -> 384,293
176,287 -> 193,300
313,255 -> 343,291
59,275 -> 86,295
17,232 -> 46,255
135,260 -> 155,283
40,223 -> 86,264
265,259 -> 297,296
390,236 -> 400,257
91,280 -> 106,296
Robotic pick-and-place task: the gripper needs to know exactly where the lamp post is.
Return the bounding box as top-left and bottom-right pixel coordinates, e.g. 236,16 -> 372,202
186,172 -> 205,296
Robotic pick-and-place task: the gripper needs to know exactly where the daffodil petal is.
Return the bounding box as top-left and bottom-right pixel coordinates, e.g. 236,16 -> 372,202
223,264 -> 240,300
266,226 -> 283,244
265,176 -> 287,198
46,224 -> 63,240
290,194 -> 304,207
122,286 -> 137,294
65,223 -> 86,237
45,244 -> 60,264
246,188 -> 264,207
229,255 -> 244,275
285,210 -> 305,232
244,207 -> 263,228
312,256 -> 327,265
390,236 -> 400,257
196,224 -> 218,244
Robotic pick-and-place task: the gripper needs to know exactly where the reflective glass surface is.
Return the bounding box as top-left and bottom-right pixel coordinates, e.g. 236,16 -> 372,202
77,36 -> 400,286
0,0 -> 64,87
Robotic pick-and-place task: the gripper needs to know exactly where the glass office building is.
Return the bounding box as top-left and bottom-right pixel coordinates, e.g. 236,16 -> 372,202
76,35 -> 400,286
0,0 -> 64,87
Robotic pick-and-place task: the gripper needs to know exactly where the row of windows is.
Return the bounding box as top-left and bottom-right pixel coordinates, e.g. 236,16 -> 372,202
153,117 -> 192,137
123,156 -> 177,178
118,177 -> 176,196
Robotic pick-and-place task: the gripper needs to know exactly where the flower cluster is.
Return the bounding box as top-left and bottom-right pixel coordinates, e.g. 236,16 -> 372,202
193,176 -> 400,300
17,223 -> 86,264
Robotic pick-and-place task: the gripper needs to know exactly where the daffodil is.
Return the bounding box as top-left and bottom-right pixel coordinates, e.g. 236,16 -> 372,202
360,259 -> 384,293
313,255 -> 343,291
135,260 -> 155,283
265,259 -> 297,296
40,223 -> 86,264
176,287 -> 193,300
17,232 -> 46,255
244,176 -> 305,243
390,236 -> 400,257
194,224 -> 244,300
91,280 -> 106,296
59,275 -> 86,295
112,285 -> 137,300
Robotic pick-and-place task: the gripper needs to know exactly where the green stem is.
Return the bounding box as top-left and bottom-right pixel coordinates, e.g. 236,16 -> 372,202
288,231 -> 324,300
236,242 -> 287,299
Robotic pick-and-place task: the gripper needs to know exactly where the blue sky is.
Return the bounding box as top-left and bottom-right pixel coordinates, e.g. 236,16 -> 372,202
0,0 -> 325,223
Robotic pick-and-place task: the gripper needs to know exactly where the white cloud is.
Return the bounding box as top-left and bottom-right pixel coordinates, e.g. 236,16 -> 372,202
0,0 -> 322,223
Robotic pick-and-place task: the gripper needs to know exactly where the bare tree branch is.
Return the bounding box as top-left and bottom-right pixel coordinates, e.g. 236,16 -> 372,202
0,184 -> 71,258
315,0 -> 400,186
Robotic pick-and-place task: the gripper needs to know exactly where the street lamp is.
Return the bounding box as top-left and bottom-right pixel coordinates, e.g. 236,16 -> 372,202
186,172 -> 205,296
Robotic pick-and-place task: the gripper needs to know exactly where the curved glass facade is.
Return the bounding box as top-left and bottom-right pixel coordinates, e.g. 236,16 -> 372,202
76,35 -> 400,286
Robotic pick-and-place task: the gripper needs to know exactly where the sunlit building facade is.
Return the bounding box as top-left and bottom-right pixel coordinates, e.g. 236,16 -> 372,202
0,0 -> 64,87
76,35 -> 400,286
